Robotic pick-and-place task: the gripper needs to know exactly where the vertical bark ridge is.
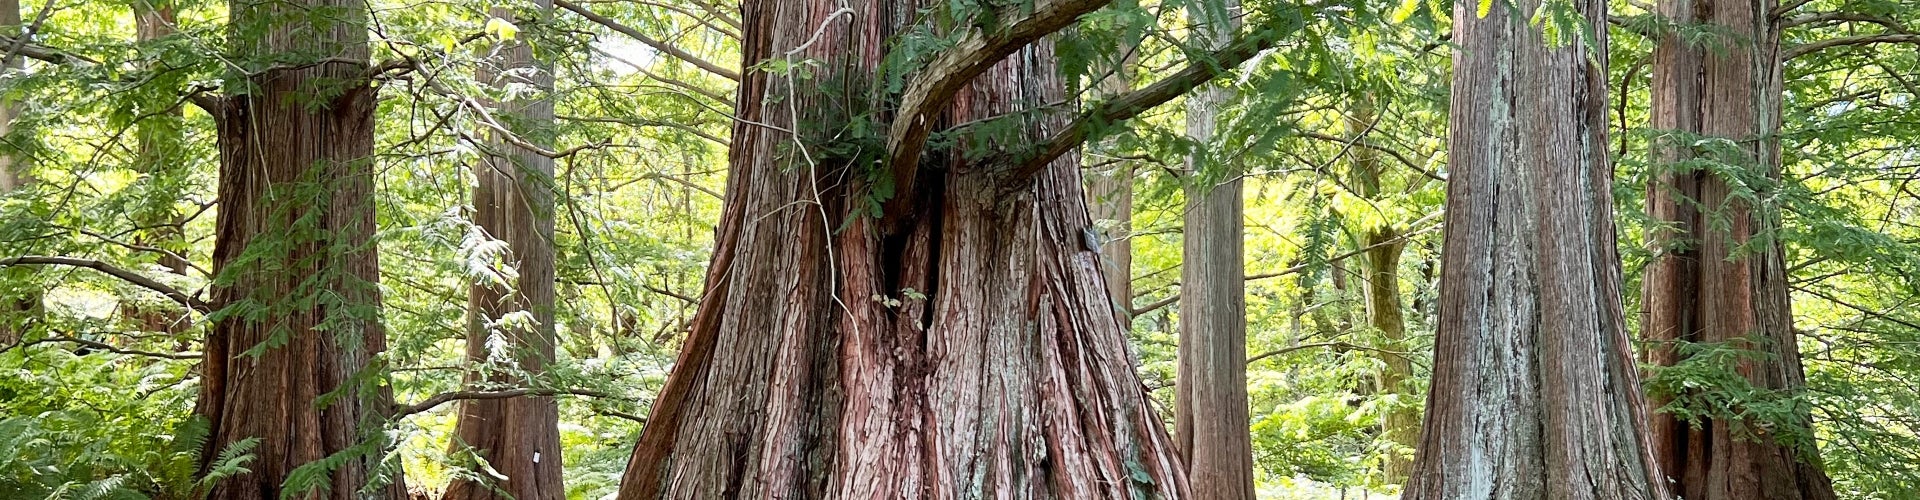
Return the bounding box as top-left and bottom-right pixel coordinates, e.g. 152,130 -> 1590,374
444,2 -> 565,498
1643,0 -> 1838,497
619,2 -> 1187,498
1404,0 -> 1669,497
197,0 -> 403,495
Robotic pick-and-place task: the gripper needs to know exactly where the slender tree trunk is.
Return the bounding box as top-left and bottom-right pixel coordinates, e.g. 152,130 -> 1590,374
616,3 -> 1187,498
1403,0 -> 1670,497
1643,0 -> 1837,497
195,0 -> 403,496
1086,66 -> 1133,312
123,0 -> 192,335
445,4 -> 565,499
0,0 -> 36,345
1173,1 -> 1255,498
1347,101 -> 1416,482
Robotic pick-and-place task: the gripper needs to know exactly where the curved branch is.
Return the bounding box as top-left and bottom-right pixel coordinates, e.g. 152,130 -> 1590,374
1784,33 -> 1920,61
0,256 -> 210,313
1005,25 -> 1283,186
1129,223 -> 1440,317
555,0 -> 739,81
882,0 -> 1113,222
391,387 -> 621,417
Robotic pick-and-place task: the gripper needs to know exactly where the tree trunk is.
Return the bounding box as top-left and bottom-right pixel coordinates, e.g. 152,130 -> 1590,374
1403,0 -> 1670,497
1086,69 -> 1133,313
616,3 -> 1187,498
1173,1 -> 1255,498
1643,0 -> 1837,497
123,0 -> 192,335
195,0 -> 403,496
0,0 -> 35,346
1346,99 -> 1418,483
445,4 -> 565,499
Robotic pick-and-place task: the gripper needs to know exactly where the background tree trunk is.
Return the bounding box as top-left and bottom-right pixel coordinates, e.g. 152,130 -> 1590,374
1086,62 -> 1133,313
1173,0 -> 1255,497
1403,0 -> 1670,497
122,0 -> 192,335
1349,100 -> 1416,483
616,2 -> 1187,498
195,0 -> 403,496
0,0 -> 36,345
1643,0 -> 1838,497
445,3 -> 565,499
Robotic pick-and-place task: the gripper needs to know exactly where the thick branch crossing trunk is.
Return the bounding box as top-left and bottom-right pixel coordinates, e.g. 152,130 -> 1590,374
616,2 -> 1187,498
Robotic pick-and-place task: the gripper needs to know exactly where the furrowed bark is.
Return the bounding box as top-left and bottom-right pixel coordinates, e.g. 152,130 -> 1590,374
1403,0 -> 1670,497
444,3 -> 565,499
195,0 -> 404,495
1173,1 -> 1255,498
1643,0 -> 1838,497
616,2 -> 1187,498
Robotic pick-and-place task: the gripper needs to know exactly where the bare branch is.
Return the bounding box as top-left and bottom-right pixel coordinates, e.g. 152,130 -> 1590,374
6,335 -> 200,360
1784,34 -> 1920,61
555,0 -> 739,81
1782,11 -> 1913,32
392,387 -> 621,417
881,0 -> 1113,223
1246,341 -> 1425,367
1129,223 -> 1440,317
1295,131 -> 1445,182
1005,25 -> 1283,186
0,256 -> 210,313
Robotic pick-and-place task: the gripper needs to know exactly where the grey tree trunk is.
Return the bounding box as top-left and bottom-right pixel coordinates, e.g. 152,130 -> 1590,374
122,0 -> 193,335
445,4 -> 565,499
1643,0 -> 1837,497
1346,102 -> 1417,482
0,0 -> 35,345
195,0 -> 404,495
1403,0 -> 1670,497
1174,1 -> 1255,498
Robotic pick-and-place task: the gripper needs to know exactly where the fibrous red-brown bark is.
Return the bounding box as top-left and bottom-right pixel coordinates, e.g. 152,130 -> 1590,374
1172,0 -> 1255,497
1403,0 -> 1670,497
195,0 -> 403,496
445,4 -> 565,499
615,2 -> 1187,498
1643,0 -> 1837,497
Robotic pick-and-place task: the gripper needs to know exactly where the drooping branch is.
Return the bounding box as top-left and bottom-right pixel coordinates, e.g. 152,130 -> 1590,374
1005,25 -> 1284,186
1784,33 -> 1920,60
554,0 -> 740,81
0,256 -> 210,313
881,0 -> 1113,220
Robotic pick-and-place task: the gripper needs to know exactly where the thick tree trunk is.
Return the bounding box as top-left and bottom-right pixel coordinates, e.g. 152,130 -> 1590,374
445,4 -> 565,499
0,0 -> 35,345
1643,0 -> 1837,497
616,2 -> 1187,498
1403,0 -> 1670,498
1173,1 -> 1254,497
195,0 -> 403,496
